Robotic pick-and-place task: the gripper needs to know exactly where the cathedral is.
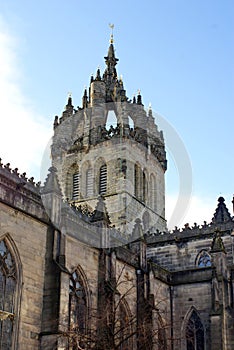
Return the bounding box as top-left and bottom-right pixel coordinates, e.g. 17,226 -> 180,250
0,34 -> 234,350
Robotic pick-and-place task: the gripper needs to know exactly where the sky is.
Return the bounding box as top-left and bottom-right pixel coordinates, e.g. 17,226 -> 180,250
0,0 -> 233,229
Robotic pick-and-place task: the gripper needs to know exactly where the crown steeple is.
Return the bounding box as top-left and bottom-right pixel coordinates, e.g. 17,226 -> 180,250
103,24 -> 119,87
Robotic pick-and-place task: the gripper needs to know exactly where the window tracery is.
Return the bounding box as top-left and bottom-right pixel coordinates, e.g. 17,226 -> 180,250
69,270 -> 88,336
197,251 -> 211,267
0,239 -> 17,350
186,310 -> 204,350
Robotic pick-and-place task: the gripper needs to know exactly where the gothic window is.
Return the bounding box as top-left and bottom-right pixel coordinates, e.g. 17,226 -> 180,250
157,317 -> 167,350
142,171 -> 146,203
99,164 -> 107,195
134,164 -> 141,199
72,172 -> 80,200
0,239 -> 17,350
149,174 -> 156,211
69,270 -> 88,340
197,251 -> 212,267
186,310 -> 204,350
115,300 -> 132,350
142,211 -> 150,232
86,167 -> 93,197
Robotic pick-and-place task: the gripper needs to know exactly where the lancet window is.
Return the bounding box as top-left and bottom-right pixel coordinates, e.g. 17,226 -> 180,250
99,164 -> 107,195
86,167 -> 93,197
72,172 -> 80,200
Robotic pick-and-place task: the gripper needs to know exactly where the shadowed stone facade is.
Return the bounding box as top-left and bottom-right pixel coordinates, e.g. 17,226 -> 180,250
0,38 -> 233,350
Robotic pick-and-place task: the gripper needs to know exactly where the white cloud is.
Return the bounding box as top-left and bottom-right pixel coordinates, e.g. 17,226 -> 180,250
0,18 -> 52,181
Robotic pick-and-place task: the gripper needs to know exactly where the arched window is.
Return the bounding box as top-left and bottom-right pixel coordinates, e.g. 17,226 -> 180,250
157,314 -> 167,350
142,211 -> 150,232
196,251 -> 212,267
134,164 -> 141,199
99,164 -> 107,195
72,172 -> 80,200
142,171 -> 147,203
115,300 -> 133,350
186,310 -> 204,350
149,174 -> 156,211
0,239 -> 17,350
86,167 -> 93,197
69,270 -> 88,343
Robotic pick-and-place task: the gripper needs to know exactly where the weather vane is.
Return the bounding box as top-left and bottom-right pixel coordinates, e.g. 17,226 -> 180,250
109,23 -> 114,43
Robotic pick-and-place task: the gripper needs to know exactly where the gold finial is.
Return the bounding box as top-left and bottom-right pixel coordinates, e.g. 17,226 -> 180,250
109,23 -> 114,44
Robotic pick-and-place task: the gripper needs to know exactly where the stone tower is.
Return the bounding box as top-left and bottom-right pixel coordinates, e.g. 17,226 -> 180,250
51,35 -> 167,235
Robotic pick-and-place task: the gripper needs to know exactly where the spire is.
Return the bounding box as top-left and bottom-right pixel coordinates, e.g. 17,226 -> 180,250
82,88 -> 88,108
41,166 -> 63,196
212,197 -> 232,224
61,93 -> 73,120
95,68 -> 101,81
137,90 -> 143,105
90,195 -> 111,225
148,103 -> 153,118
103,24 -> 119,84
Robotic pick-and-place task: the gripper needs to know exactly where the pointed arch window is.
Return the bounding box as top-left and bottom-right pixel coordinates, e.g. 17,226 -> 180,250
142,171 -> 147,203
99,164 -> 107,195
134,164 -> 141,199
69,270 -> 88,340
149,174 -> 156,211
86,167 -> 93,197
115,300 -> 133,350
0,239 -> 17,350
186,310 -> 204,350
157,314 -> 167,350
72,172 -> 80,200
197,251 -> 212,267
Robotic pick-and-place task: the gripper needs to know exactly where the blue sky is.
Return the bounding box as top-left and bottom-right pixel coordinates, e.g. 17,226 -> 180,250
0,0 -> 233,228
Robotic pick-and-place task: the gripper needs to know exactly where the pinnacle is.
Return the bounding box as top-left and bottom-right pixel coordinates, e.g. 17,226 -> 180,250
212,196 -> 232,224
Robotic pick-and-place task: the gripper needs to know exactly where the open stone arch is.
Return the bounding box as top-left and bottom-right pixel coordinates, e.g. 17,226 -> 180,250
0,233 -> 22,350
181,306 -> 205,350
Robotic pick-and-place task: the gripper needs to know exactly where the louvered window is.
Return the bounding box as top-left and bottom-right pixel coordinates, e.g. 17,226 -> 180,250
72,172 -> 80,200
86,168 -> 93,197
99,164 -> 107,195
